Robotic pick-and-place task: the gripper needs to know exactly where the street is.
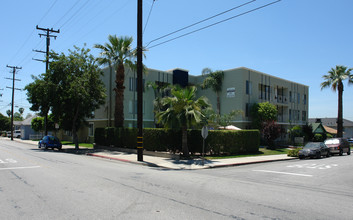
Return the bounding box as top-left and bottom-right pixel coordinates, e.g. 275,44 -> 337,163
1,139 -> 353,220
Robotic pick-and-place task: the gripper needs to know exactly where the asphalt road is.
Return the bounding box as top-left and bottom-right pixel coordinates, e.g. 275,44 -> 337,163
1,139 -> 353,220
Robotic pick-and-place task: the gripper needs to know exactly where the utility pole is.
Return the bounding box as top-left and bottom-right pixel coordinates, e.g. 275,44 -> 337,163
6,65 -> 22,141
33,25 -> 60,136
137,0 -> 143,161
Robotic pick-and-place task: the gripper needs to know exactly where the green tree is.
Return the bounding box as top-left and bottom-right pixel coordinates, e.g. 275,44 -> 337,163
31,115 -> 55,133
146,81 -> 170,127
6,110 -> 11,117
94,35 -> 135,128
18,107 -> 24,115
156,86 -> 211,156
201,68 -> 224,115
321,65 -> 352,137
250,102 -> 278,129
13,112 -> 23,121
31,117 -> 44,132
46,46 -> 106,149
0,113 -> 10,131
25,74 -> 54,135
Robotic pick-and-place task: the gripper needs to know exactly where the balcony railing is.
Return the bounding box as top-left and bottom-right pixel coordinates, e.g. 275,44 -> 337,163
275,95 -> 288,104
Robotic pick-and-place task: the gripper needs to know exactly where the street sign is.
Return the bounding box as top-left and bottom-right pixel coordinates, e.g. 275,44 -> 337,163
201,126 -> 208,139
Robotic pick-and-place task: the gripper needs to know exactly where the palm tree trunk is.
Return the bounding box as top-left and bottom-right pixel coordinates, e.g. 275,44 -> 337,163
115,63 -> 125,128
337,84 -> 343,137
181,126 -> 189,156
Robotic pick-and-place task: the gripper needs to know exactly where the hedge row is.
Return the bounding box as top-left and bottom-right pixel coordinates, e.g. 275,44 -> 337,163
94,127 -> 260,155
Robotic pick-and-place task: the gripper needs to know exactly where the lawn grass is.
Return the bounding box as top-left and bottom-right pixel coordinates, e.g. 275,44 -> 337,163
205,147 -> 290,159
61,141 -> 93,149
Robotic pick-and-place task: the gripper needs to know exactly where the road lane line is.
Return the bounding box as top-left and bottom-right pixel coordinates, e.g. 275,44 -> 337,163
0,166 -> 41,171
252,170 -> 313,177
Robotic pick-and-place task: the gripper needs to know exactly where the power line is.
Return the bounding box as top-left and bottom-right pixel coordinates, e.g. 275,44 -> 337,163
7,0 -> 60,65
146,0 -> 256,47
148,0 -> 281,49
143,0 -> 156,34
53,0 -> 81,28
59,0 -> 92,29
38,0 -> 59,25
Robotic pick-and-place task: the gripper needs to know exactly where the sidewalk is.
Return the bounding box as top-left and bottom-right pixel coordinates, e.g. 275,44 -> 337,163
4,137 -> 296,170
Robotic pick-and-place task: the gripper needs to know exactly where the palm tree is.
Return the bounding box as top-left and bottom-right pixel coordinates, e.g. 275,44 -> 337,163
156,86 -> 211,156
201,68 -> 224,115
321,65 -> 352,137
94,35 -> 135,128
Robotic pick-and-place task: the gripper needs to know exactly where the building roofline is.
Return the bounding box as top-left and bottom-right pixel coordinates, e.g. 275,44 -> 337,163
166,68 -> 189,73
223,66 -> 309,88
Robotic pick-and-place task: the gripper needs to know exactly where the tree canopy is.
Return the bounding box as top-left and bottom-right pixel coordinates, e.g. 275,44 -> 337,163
0,113 -> 10,131
201,68 -> 224,115
26,45 -> 106,149
250,102 -> 278,129
156,86 -> 211,156
321,65 -> 352,137
94,35 -> 135,128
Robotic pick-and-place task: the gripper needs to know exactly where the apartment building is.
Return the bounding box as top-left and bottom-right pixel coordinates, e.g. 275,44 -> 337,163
86,66 -> 308,140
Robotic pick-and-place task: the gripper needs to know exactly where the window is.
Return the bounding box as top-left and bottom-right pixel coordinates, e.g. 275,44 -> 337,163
88,123 -> 94,137
302,111 -> 307,121
289,109 -> 292,121
289,91 -> 293,103
65,130 -> 72,136
297,93 -> 300,104
303,94 -> 307,105
246,81 -> 252,95
259,84 -> 270,100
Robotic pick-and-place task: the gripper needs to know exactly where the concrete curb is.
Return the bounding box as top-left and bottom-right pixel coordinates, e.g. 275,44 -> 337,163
86,152 -> 297,170
208,157 -> 297,169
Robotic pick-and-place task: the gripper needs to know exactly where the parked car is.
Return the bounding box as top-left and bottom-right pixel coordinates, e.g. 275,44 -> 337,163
6,130 -> 21,138
324,138 -> 351,156
348,138 -> 353,147
298,142 -> 330,159
38,136 -> 62,150
13,130 -> 21,138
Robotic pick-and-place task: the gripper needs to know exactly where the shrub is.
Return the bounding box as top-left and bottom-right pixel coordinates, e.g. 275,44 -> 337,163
105,127 -> 115,146
313,133 -> 325,142
287,148 -> 302,157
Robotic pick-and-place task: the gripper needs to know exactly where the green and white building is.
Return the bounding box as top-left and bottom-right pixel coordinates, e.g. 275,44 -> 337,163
85,66 -> 308,142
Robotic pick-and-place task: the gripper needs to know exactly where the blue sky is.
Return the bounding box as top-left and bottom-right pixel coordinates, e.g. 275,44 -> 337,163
1,0 -> 353,121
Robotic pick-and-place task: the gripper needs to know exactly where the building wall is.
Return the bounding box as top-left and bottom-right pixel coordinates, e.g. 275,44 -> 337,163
191,67 -> 309,129
86,66 -> 309,142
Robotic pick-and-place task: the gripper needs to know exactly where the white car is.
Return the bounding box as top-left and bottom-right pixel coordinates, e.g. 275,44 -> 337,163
7,130 -> 21,138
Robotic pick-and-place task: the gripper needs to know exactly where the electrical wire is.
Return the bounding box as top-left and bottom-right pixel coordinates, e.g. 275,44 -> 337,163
7,0 -> 59,65
143,0 -> 156,34
146,0 -> 256,47
59,0 -> 92,29
148,0 -> 281,49
53,0 -> 81,28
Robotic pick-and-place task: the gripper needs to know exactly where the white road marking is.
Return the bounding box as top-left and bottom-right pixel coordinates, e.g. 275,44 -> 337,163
253,170 -> 313,177
0,166 -> 41,171
286,164 -> 338,169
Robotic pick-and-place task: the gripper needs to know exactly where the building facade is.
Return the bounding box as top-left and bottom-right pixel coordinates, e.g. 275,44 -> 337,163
85,66 -> 309,142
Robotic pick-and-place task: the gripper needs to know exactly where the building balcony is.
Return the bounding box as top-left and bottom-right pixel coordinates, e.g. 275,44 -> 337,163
275,95 -> 288,104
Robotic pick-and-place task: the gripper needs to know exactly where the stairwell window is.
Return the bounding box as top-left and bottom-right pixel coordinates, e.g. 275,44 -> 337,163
246,81 -> 252,95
